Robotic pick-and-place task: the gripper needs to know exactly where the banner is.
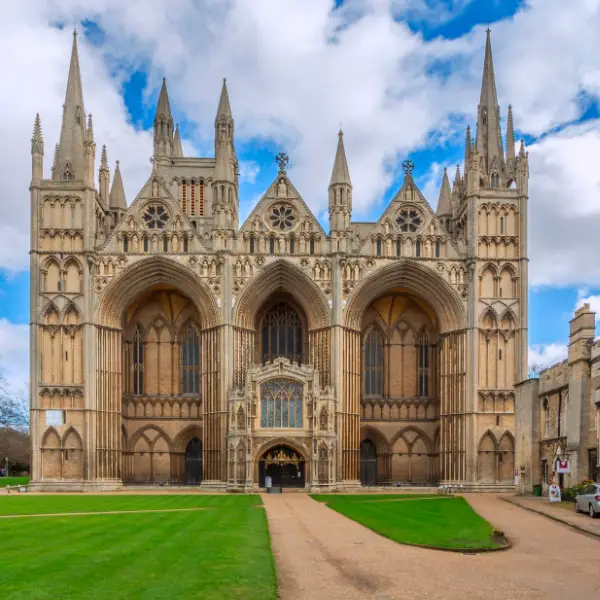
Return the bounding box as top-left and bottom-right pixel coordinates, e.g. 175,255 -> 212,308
555,458 -> 570,474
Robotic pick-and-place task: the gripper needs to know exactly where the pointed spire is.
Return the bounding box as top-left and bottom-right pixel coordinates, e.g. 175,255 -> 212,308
54,30 -> 87,180
475,29 -> 504,176
519,139 -> 526,158
99,145 -> 110,202
464,125 -> 471,162
216,78 -> 232,120
437,168 -> 452,216
100,144 -> 108,169
156,78 -> 172,119
52,143 -> 59,178
86,113 -> 94,142
173,124 -> 184,158
506,105 -> 515,162
109,160 -> 127,210
31,113 -> 44,155
329,129 -> 352,187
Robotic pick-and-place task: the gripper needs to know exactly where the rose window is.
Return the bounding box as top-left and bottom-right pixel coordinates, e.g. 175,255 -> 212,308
396,209 -> 422,232
142,204 -> 169,230
269,204 -> 296,231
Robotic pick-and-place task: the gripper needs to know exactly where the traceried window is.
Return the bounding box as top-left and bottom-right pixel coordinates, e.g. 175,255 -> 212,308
260,378 -> 303,428
261,302 -> 303,364
364,328 -> 383,396
182,325 -> 200,394
142,204 -> 169,230
132,326 -> 144,395
269,204 -> 296,231
418,330 -> 429,397
396,209 -> 422,232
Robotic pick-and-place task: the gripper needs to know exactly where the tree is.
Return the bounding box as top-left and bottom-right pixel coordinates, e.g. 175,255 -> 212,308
0,369 -> 30,475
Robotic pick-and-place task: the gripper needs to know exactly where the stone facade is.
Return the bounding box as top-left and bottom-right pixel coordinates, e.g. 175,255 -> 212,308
515,304 -> 600,493
29,31 -> 528,491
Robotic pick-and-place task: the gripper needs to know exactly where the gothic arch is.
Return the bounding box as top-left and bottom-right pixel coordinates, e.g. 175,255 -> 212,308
499,308 -> 517,329
233,259 -> 330,330
478,430 -> 498,451
96,256 -> 220,328
360,425 -> 389,454
42,427 -> 61,448
253,437 -> 309,462
389,426 -> 432,453
62,426 -> 83,449
128,424 -> 173,453
345,261 -> 465,333
480,307 -> 499,328
173,425 -> 203,453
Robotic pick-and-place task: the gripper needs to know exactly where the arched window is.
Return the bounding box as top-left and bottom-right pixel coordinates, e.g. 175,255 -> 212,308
500,216 -> 504,234
123,237 -> 128,253
249,236 -> 255,254
364,328 -> 383,396
543,398 -> 550,437
435,239 -> 441,258
143,236 -> 149,253
269,236 -> 275,254
182,325 -> 200,394
163,236 -> 168,252
396,238 -> 401,257
261,302 -> 303,364
418,330 -> 429,397
309,237 -> 315,255
183,237 -> 188,253
416,240 -> 421,257
133,327 -> 144,395
260,379 -> 303,428
289,236 -> 295,255
376,238 -> 382,257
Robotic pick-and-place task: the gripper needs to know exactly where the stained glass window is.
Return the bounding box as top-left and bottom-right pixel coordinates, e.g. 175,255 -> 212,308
364,328 -> 383,396
418,330 -> 429,397
396,209 -> 422,232
142,204 -> 169,230
260,379 -> 303,428
269,204 -> 296,230
261,302 -> 302,364
182,325 -> 200,394
133,326 -> 144,395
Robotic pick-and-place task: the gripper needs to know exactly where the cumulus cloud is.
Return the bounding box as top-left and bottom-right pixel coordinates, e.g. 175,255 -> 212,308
576,288 -> 600,323
529,343 -> 568,373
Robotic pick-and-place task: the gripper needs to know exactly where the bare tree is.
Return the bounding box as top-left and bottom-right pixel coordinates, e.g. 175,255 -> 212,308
0,368 -> 30,474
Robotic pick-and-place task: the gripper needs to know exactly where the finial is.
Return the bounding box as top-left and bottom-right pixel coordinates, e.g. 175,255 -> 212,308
116,160 -> 120,166
276,152 -> 289,173
73,26 -> 77,38
402,159 -> 415,177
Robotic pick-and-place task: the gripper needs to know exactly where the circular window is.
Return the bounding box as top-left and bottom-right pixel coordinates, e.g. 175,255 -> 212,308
142,204 -> 169,230
396,209 -> 422,232
269,204 -> 296,231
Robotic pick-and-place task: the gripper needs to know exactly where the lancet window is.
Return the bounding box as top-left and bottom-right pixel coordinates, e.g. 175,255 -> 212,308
364,328 -> 383,396
260,379 -> 303,428
260,302 -> 303,364
418,330 -> 429,397
182,325 -> 200,394
132,326 -> 144,395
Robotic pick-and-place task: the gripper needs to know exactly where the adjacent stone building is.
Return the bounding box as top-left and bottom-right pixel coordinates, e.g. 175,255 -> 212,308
29,30 -> 528,491
516,304 -> 600,493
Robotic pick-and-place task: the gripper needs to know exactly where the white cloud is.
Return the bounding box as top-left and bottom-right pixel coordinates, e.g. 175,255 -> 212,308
576,288 -> 600,322
239,160 -> 260,184
529,343 -> 568,373
0,319 -> 29,395
0,0 -> 599,294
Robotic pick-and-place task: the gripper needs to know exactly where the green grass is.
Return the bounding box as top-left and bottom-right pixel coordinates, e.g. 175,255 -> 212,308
0,495 -> 276,600
311,494 -> 502,550
0,476 -> 29,488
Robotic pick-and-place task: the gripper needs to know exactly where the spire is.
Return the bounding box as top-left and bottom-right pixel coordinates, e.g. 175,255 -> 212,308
506,104 -> 515,162
52,143 -> 59,179
31,114 -> 44,155
173,124 -> 184,158
153,78 -> 174,157
464,125 -> 471,164
216,78 -> 232,120
99,145 -> 110,202
437,168 -> 452,216
54,30 -> 87,181
329,130 -> 352,187
109,161 -> 127,210
475,29 -> 504,176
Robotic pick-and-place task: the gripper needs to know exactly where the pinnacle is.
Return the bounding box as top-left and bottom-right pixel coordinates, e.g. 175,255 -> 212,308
100,144 -> 108,168
216,78 -> 232,120
329,129 -> 352,187
32,113 -> 43,141
506,105 -> 515,161
110,160 -> 127,210
156,78 -> 172,120
65,27 -> 85,113
437,167 -> 452,216
173,124 -> 184,158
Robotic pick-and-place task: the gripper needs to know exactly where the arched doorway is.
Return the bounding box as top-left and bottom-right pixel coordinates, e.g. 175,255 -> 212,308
360,439 -> 377,485
259,445 -> 305,488
185,437 -> 203,484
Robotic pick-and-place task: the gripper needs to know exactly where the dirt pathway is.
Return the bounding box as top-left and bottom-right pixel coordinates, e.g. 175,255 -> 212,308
262,493 -> 600,600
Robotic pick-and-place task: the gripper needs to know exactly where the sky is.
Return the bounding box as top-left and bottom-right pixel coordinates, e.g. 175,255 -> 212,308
1,0 -> 600,393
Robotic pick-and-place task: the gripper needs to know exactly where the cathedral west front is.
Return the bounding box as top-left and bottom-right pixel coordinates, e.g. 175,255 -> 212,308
29,30 -> 529,492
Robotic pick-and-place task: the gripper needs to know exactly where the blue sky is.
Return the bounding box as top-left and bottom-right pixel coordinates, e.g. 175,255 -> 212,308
1,0 -> 600,390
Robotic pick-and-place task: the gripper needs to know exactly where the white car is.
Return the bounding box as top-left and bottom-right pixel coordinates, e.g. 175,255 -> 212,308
575,483 -> 600,518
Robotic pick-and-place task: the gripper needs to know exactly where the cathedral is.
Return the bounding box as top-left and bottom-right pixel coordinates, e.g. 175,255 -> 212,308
29,30 -> 528,491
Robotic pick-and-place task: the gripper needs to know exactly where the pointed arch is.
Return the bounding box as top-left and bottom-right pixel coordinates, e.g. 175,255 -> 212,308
480,307 -> 499,329
363,325 -> 384,397
64,257 -> 82,294
479,263 -> 497,297
62,426 -> 83,449
499,308 -> 517,330
43,258 -> 61,292
180,321 -> 200,394
478,430 -> 498,451
42,426 -> 61,448
360,425 -> 389,455
129,424 -> 173,453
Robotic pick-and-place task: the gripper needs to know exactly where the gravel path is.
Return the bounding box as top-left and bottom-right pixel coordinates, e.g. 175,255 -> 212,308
262,493 -> 600,600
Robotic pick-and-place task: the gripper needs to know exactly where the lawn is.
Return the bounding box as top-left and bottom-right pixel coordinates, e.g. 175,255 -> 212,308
0,495 -> 276,600
0,476 -> 29,487
311,494 -> 503,550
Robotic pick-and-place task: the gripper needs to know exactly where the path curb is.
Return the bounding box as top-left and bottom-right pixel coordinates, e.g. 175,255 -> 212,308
501,496 -> 600,541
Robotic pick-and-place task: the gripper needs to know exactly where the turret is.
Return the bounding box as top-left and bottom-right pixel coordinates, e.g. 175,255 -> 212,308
153,78 -> 174,157
53,30 -> 87,182
99,145 -> 110,203
31,114 -> 44,182
329,130 -> 352,245
212,79 -> 238,240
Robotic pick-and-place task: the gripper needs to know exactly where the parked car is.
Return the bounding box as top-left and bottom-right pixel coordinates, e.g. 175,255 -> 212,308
575,483 -> 600,518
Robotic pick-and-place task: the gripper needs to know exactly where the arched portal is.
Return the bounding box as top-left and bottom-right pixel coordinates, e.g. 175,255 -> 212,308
258,445 -> 305,488
360,439 -> 377,485
185,438 -> 203,484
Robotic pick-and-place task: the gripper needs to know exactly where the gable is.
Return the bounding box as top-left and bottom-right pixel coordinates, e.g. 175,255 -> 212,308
239,172 -> 326,239
100,173 -> 209,254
